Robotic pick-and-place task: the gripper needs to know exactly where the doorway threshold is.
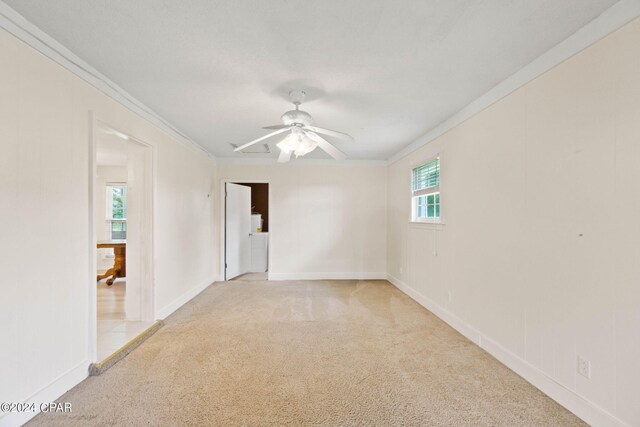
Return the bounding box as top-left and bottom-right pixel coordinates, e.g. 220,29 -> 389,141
90,320 -> 163,376
231,272 -> 268,281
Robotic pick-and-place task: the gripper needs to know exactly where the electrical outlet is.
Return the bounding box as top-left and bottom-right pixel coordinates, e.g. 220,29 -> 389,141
577,356 -> 591,379
400,267 -> 404,275
448,290 -> 453,303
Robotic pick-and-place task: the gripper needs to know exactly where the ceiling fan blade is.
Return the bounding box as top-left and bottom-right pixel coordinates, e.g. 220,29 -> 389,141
307,132 -> 347,161
263,124 -> 290,130
277,148 -> 292,163
304,125 -> 354,142
234,127 -> 291,152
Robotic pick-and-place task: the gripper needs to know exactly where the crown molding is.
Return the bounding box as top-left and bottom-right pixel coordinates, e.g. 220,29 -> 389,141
0,1 -> 215,160
3,0 -> 637,166
388,0 -> 640,164
216,157 -> 388,167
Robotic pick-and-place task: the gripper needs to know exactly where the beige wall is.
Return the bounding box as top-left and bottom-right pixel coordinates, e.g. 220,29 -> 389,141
387,18 -> 640,426
2,6 -> 639,427
0,27 -> 216,419
216,162 -> 387,280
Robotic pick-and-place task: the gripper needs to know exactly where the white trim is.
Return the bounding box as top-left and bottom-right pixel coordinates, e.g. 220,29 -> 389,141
220,179 -> 272,281
412,191 -> 441,222
269,272 -> 387,281
412,187 -> 440,197
88,112 -> 98,363
0,2 -> 214,160
216,157 -> 387,167
388,0 -> 640,164
89,117 -> 157,363
0,360 -> 89,427
93,119 -> 157,324
386,274 -> 629,427
408,221 -> 446,229
125,132 -> 156,322
1,1 -> 637,165
410,153 -> 440,172
386,274 -> 480,345
156,276 -> 215,320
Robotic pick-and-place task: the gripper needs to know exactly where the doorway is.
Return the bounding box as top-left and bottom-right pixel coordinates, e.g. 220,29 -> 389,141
91,119 -> 155,363
224,182 -> 270,281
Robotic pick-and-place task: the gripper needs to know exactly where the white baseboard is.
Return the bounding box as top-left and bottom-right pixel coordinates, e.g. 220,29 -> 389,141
386,274 -> 628,427
156,276 -> 215,320
268,272 -> 387,281
387,274 -> 481,346
1,276 -> 216,427
0,360 -> 89,427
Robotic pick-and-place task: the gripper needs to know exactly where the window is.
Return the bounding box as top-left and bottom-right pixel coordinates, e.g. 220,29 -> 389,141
416,193 -> 440,219
412,157 -> 440,222
106,185 -> 127,240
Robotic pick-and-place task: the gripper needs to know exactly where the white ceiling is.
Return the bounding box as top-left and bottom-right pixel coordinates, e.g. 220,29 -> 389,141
5,0 -> 619,160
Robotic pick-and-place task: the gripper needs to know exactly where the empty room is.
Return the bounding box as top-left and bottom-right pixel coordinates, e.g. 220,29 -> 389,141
1,1 -> 639,426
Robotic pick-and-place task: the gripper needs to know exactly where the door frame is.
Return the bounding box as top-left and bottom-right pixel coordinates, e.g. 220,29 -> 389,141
219,179 -> 270,281
88,112 -> 156,362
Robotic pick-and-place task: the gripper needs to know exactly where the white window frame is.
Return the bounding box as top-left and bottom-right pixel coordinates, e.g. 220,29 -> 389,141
106,183 -> 127,241
411,156 -> 442,223
413,192 -> 440,221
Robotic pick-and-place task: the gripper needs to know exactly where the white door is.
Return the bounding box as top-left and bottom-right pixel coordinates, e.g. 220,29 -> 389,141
225,183 -> 251,280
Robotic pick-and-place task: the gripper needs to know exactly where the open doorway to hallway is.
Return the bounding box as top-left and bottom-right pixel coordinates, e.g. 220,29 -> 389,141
224,182 -> 269,281
93,122 -> 155,362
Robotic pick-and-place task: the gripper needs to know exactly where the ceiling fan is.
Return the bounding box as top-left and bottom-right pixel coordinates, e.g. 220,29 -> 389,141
233,90 -> 354,162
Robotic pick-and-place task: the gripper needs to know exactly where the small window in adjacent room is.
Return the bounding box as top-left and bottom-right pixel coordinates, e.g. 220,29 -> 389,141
412,156 -> 440,222
106,184 -> 127,240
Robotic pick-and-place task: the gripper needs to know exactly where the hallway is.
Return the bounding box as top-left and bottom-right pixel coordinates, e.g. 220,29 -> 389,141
29,280 -> 582,426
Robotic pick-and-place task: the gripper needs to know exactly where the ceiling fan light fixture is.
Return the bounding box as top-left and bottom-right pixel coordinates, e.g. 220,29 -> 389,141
293,135 -> 318,157
234,90 -> 353,162
276,134 -> 293,154
276,129 -> 318,157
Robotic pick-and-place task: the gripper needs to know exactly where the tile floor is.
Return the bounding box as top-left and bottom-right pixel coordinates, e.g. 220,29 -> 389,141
96,279 -> 154,361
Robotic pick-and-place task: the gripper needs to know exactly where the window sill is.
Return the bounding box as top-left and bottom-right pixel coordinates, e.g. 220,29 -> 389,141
409,220 -> 446,229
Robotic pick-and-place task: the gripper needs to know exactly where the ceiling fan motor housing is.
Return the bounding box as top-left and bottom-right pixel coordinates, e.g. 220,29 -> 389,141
281,109 -> 313,126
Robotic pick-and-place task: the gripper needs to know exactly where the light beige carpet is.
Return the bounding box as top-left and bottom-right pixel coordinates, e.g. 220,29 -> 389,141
29,280 -> 584,426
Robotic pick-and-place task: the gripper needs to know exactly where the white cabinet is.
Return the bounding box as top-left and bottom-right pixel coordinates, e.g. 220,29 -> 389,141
250,232 -> 268,272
